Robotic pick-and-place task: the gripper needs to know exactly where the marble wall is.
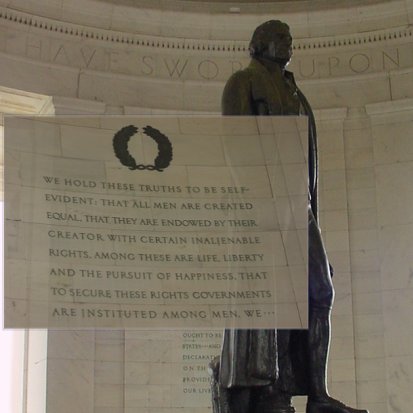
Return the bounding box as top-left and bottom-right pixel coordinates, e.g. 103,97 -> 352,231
315,101 -> 413,413
365,101 -> 413,413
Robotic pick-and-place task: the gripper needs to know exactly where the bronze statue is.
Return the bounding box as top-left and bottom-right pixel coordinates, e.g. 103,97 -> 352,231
210,20 -> 369,413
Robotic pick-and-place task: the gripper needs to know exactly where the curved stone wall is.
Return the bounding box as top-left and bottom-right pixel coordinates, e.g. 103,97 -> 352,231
0,0 -> 412,112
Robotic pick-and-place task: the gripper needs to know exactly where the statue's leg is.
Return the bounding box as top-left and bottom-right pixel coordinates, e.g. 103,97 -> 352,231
248,330 -> 297,413
252,384 -> 295,413
307,210 -> 368,413
307,212 -> 334,402
228,388 -> 251,413
209,356 -> 251,413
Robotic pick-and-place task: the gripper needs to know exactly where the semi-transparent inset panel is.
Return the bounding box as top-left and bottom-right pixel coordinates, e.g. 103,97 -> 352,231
4,116 -> 308,329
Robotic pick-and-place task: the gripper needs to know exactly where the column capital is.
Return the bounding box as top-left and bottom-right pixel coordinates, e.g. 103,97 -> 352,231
44,96 -> 106,115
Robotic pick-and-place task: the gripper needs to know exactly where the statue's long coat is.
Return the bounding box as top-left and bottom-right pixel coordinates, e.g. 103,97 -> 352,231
219,57 -> 318,395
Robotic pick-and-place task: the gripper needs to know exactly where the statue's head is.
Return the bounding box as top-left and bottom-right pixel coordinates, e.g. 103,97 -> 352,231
249,20 -> 293,67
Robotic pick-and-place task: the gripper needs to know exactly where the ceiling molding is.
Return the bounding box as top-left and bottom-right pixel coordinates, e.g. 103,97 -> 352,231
0,6 -> 412,55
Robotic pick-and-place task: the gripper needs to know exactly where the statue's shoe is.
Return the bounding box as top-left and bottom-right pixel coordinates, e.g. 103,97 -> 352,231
306,397 -> 368,413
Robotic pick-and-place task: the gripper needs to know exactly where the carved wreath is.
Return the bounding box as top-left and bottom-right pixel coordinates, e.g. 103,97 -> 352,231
113,124 -> 173,172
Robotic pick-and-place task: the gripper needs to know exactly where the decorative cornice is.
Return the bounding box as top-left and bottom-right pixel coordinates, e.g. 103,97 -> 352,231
0,6 -> 412,54
294,27 -> 413,51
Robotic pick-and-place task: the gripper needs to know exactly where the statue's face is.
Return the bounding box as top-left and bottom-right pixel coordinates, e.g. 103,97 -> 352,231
264,26 -> 293,65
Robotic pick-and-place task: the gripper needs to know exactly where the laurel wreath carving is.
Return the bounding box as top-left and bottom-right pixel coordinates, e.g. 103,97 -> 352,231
112,124 -> 173,172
